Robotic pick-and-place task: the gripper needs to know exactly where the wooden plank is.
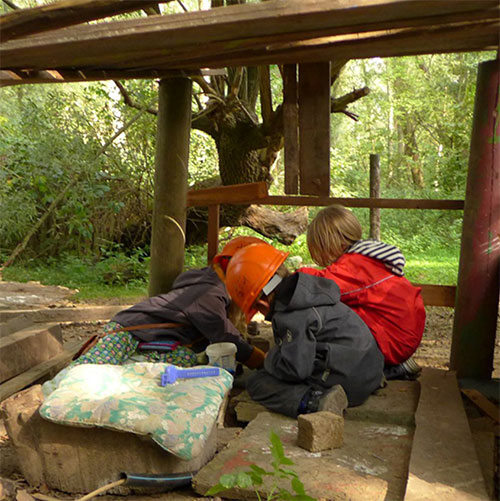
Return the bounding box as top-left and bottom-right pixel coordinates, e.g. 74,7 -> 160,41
187,182 -> 268,207
211,194 -> 464,210
166,18 -> 498,72
98,8 -> 499,72
0,68 -> 211,86
405,368 -> 488,500
207,204 -> 220,264
1,1 -> 497,70
0,314 -> 34,337
461,389 -> 500,424
416,284 -> 456,307
0,305 -> 130,323
298,62 -> 331,196
0,324 -> 63,384
1,0 -> 172,42
283,63 -> 299,194
0,341 -> 81,402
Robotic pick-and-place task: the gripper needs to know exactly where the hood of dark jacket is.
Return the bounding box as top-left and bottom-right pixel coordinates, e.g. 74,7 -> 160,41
172,266 -> 222,290
272,272 -> 341,314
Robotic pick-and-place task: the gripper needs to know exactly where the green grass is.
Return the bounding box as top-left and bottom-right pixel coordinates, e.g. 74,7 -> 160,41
2,235 -> 459,301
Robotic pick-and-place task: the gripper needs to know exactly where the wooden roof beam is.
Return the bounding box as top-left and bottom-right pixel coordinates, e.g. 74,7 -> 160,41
1,0 -> 498,70
171,20 -> 499,69
0,0 -> 173,42
0,68 -> 226,87
96,7 -> 499,72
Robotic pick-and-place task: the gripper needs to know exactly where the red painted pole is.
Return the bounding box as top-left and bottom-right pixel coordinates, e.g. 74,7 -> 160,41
450,59 -> 500,379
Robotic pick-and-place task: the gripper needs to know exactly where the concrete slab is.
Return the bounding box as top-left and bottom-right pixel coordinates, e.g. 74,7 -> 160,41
193,411 -> 413,500
233,380 -> 420,426
405,368 -> 488,500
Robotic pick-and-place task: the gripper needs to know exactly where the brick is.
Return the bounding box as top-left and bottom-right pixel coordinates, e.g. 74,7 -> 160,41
297,411 -> 343,452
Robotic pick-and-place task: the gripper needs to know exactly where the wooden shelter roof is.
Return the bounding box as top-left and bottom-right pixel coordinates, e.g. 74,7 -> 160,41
1,0 -> 498,86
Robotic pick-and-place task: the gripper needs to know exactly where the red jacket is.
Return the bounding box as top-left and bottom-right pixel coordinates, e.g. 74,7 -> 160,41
298,253 -> 425,365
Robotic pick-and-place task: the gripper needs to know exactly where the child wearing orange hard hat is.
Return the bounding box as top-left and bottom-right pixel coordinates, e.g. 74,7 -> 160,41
225,243 -> 385,418
59,237 -> 268,383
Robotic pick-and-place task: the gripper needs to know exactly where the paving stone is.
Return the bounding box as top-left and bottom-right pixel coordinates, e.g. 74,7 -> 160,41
233,380 -> 420,426
216,427 -> 242,452
346,380 -> 420,426
193,411 -> 413,500
297,411 -> 343,452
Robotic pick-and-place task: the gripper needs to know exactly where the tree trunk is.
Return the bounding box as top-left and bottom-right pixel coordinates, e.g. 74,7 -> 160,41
187,101 -> 307,245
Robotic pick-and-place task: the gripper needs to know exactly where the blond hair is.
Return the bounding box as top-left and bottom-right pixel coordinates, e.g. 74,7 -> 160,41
307,205 -> 362,267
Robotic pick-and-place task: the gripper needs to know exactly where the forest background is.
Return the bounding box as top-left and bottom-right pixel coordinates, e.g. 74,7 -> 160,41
0,1 -> 496,302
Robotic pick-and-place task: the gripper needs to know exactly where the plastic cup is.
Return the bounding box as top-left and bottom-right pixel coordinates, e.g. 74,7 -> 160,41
205,342 -> 237,373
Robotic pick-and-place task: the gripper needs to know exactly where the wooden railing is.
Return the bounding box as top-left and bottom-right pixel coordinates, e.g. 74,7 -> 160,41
187,182 -> 460,307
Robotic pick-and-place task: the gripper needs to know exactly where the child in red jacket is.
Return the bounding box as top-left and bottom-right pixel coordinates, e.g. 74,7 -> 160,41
298,205 -> 426,380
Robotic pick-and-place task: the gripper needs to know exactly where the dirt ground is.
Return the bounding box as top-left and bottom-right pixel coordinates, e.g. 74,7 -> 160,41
0,282 -> 499,500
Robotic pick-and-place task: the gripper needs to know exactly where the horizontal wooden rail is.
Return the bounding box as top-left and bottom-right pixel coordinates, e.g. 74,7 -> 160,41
246,196 -> 464,210
417,284 -> 456,307
187,181 -> 268,207
190,183 -> 459,308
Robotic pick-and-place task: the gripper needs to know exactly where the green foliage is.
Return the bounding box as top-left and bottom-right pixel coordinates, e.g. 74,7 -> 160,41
329,52 -> 495,198
1,52 -> 493,290
1,251 -> 148,302
205,431 -> 316,501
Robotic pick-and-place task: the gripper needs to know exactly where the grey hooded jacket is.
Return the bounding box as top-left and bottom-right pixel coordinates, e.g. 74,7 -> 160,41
264,272 -> 384,406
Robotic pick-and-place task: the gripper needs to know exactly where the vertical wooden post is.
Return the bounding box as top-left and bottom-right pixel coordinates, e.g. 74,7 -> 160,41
207,204 -> 220,265
149,77 -> 192,297
298,62 -> 331,196
283,64 -> 299,194
369,153 -> 381,240
450,59 -> 500,379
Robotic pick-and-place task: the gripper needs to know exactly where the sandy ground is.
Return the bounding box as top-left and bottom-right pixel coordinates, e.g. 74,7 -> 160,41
0,282 -> 499,500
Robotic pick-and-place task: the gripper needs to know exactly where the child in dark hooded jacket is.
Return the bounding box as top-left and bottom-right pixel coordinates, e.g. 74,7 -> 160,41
70,237 -> 268,371
225,243 -> 385,418
298,205 -> 426,380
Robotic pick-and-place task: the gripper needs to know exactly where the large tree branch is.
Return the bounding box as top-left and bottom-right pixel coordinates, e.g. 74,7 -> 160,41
330,86 -> 370,121
239,205 -> 308,245
114,80 -> 158,115
228,66 -> 244,101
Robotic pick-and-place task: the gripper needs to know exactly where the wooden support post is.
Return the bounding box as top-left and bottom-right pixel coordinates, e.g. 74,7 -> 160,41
149,77 -> 192,297
369,153 -> 381,240
298,62 -> 331,196
450,59 -> 500,379
207,204 -> 220,265
283,64 -> 299,194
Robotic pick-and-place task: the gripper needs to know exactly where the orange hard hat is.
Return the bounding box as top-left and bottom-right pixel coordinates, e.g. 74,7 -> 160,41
226,243 -> 289,323
213,236 -> 267,272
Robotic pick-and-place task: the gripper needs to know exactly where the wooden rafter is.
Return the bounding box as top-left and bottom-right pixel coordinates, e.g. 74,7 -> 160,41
0,68 -> 226,87
1,0 -> 498,74
0,0 -> 171,42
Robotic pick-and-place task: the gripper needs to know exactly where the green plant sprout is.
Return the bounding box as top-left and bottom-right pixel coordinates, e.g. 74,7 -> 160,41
205,430 -> 316,501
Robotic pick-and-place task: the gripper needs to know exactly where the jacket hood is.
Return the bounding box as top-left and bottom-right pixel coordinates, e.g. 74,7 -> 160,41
172,267 -> 222,290
272,272 -> 341,313
347,239 -> 406,276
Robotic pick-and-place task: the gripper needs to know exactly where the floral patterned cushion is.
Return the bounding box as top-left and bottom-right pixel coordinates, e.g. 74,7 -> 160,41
39,362 -> 233,461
